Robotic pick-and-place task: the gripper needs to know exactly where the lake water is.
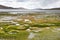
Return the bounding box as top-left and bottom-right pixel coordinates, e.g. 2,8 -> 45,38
0,9 -> 60,13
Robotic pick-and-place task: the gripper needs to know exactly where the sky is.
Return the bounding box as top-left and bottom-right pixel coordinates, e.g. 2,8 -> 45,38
0,0 -> 60,9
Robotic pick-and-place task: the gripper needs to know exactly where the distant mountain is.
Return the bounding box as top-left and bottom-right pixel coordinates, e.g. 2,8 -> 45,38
32,8 -> 60,10
41,8 -> 60,10
0,5 -> 14,9
49,8 -> 60,10
16,7 -> 27,9
32,8 -> 42,10
0,5 -> 27,9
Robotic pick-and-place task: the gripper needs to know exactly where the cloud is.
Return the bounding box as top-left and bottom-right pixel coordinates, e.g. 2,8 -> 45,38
17,0 -> 28,2
0,0 -> 60,9
43,0 -> 60,9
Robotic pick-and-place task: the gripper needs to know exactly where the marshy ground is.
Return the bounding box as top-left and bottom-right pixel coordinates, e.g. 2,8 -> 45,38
0,12 -> 60,40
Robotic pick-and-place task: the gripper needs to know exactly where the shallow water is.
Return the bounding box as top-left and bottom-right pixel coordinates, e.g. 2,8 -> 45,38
28,32 -> 36,40
27,28 -> 60,40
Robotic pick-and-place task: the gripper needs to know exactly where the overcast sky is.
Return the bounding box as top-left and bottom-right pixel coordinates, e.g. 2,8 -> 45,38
0,0 -> 60,9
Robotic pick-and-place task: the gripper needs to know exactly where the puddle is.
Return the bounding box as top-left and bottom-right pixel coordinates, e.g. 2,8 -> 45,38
28,32 -> 36,40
